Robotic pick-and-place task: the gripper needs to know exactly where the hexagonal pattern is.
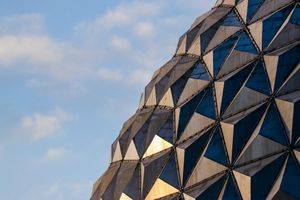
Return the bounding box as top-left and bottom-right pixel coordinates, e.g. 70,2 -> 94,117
91,0 -> 300,199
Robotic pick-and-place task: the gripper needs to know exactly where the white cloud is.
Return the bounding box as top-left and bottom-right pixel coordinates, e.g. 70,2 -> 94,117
97,67 -> 152,86
0,14 -> 96,84
25,180 -> 92,200
0,35 -> 95,81
0,14 -> 45,36
110,35 -> 131,51
20,110 -> 72,140
134,22 -> 156,38
0,36 -> 61,66
46,181 -> 91,200
97,67 -> 124,81
44,147 -> 66,160
128,69 -> 152,85
74,1 -> 161,34
26,79 -> 88,99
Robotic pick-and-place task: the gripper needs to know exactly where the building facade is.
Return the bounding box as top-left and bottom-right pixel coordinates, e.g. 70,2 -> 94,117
91,0 -> 300,199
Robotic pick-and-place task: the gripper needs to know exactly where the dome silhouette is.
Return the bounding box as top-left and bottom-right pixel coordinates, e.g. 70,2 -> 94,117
91,0 -> 300,199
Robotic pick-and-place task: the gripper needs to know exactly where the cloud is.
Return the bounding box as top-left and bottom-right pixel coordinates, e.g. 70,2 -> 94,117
0,14 -> 45,36
44,147 -> 66,160
20,110 -> 72,140
74,1 -> 161,34
26,79 -> 88,99
97,67 -> 124,81
134,22 -> 156,38
0,14 -> 95,84
0,35 -> 95,80
127,69 -> 152,85
25,180 -> 92,200
46,181 -> 91,200
110,35 -> 131,51
0,36 -> 61,66
97,67 -> 152,86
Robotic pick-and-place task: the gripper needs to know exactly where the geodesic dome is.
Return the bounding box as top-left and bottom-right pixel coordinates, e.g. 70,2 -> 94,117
91,0 -> 300,199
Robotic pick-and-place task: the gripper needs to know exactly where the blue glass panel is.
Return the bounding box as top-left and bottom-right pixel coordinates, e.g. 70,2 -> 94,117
143,152 -> 170,198
232,103 -> 267,162
204,128 -> 228,166
251,153 -> 287,200
280,156 -> 300,199
186,26 -> 201,49
190,62 -> 210,80
195,87 -> 217,119
158,115 -> 173,143
160,153 -> 180,188
290,5 -> 300,26
183,129 -> 212,185
247,0 -> 264,22
201,20 -> 223,53
124,167 -> 140,200
221,63 -> 253,114
259,103 -> 289,146
156,75 -> 169,100
246,60 -> 271,95
235,32 -> 257,54
213,34 -> 239,76
275,44 -> 300,91
292,101 -> 300,144
177,91 -> 205,139
223,11 -> 243,27
222,175 -> 242,200
119,128 -> 133,157
171,76 -> 189,104
133,120 -> 151,156
262,5 -> 293,48
196,175 -> 227,200
134,110 -> 170,156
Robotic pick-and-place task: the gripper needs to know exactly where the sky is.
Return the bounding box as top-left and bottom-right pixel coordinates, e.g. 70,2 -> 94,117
0,0 -> 215,199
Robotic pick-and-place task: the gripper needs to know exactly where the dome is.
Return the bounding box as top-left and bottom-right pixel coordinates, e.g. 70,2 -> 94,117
91,0 -> 300,199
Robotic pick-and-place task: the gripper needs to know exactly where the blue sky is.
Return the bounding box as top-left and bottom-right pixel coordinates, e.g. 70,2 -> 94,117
0,0 -> 214,199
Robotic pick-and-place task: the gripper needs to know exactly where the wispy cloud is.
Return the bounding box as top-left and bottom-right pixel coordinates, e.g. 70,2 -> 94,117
134,22 -> 156,38
0,35 -> 95,81
25,180 -> 92,200
74,1 -> 161,34
20,110 -> 73,141
0,14 -> 94,89
110,35 -> 131,51
0,14 -> 45,36
46,181 -> 91,200
97,67 -> 152,85
127,69 -> 153,85
0,36 -> 61,66
97,67 -> 124,81
44,147 -> 66,160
